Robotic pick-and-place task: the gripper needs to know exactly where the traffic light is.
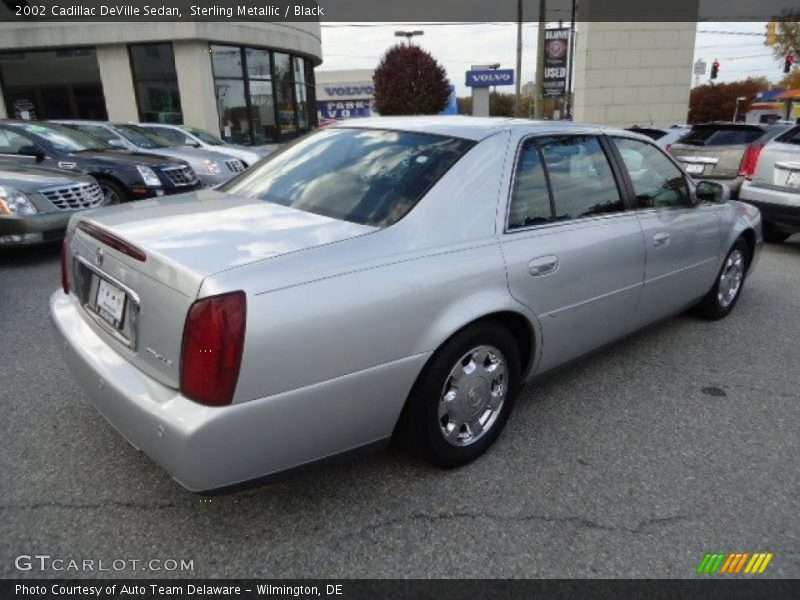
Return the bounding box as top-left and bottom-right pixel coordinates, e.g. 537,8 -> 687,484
710,60 -> 720,80
785,54 -> 796,74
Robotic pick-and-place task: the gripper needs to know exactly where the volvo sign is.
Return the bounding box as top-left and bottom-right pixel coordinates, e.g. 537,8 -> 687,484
465,68 -> 515,87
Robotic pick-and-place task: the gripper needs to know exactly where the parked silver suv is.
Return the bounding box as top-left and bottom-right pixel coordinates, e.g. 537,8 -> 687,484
739,125 -> 800,243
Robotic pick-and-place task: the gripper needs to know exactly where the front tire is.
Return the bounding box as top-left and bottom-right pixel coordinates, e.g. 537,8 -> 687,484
97,178 -> 129,205
407,322 -> 521,468
696,240 -> 750,320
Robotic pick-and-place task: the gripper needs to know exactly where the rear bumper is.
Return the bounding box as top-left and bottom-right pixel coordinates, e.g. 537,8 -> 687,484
50,291 -> 424,491
740,184 -> 800,231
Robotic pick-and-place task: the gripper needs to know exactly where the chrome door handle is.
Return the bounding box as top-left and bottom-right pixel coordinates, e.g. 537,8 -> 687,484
528,255 -> 559,276
653,232 -> 670,248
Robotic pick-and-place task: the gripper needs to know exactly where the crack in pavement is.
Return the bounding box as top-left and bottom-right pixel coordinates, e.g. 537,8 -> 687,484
334,511 -> 691,542
0,500 -> 178,511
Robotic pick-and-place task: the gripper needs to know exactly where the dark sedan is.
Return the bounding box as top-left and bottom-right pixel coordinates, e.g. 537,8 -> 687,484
0,164 -> 104,246
0,121 -> 203,204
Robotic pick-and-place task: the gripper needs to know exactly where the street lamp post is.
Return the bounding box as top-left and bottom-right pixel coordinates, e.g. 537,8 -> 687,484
395,30 -> 424,44
733,96 -> 746,122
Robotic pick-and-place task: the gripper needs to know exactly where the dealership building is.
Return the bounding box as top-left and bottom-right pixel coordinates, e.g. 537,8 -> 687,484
0,22 -> 322,144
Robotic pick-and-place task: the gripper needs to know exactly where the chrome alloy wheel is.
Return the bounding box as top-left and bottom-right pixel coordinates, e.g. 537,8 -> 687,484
718,249 -> 745,309
438,345 -> 508,447
100,183 -> 121,205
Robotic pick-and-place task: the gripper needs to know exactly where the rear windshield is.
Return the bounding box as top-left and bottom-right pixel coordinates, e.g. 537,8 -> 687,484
776,127 -> 800,145
627,128 -> 666,141
220,128 -> 475,228
678,126 -> 764,147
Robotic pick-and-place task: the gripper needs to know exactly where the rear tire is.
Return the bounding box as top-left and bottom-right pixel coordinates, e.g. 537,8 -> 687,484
696,240 -> 750,320
763,226 -> 790,244
406,322 -> 521,468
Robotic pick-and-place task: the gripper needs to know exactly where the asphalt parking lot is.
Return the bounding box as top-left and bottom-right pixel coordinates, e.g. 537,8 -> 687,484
1,238 -> 799,579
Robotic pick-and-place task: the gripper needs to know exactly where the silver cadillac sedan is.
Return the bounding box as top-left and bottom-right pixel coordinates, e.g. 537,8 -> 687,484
51,117 -> 763,491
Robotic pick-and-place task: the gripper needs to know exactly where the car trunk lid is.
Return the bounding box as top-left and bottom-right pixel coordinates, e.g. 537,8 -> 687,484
750,141 -> 800,192
66,189 -> 378,388
669,125 -> 766,179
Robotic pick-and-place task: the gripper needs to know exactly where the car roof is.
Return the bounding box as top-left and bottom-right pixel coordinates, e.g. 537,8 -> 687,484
332,116 -> 635,142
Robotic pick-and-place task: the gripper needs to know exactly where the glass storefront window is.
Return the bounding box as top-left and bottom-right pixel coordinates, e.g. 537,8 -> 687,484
211,45 -> 243,78
250,80 -> 277,144
0,48 -> 107,120
246,49 -> 271,80
276,82 -> 297,138
210,44 -> 315,144
295,83 -> 308,131
129,43 -> 182,123
273,52 -> 292,84
216,79 -> 251,145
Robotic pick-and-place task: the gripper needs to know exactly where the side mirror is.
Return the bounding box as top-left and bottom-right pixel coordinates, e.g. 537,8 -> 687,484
107,138 -> 127,149
696,180 -> 730,204
186,139 -> 201,148
18,145 -> 45,162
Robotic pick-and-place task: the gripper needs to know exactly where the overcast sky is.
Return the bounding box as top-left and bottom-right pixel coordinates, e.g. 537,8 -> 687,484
319,22 -> 782,96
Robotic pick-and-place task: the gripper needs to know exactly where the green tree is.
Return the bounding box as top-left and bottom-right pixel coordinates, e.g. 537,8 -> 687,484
688,77 -> 771,123
778,69 -> 800,89
373,44 -> 450,115
766,18 -> 800,61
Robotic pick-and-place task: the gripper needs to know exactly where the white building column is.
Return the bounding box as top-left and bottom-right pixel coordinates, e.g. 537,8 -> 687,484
96,44 -> 139,122
173,40 -> 219,133
572,22 -> 696,126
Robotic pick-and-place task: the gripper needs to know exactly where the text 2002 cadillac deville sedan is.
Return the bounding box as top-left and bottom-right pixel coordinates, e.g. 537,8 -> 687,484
51,117 -> 762,491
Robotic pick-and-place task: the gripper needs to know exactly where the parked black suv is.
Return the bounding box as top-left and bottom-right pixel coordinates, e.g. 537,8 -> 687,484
0,121 -> 203,203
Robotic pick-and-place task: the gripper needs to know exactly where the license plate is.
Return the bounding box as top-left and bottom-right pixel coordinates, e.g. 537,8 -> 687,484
787,171 -> 800,188
685,163 -> 705,175
96,278 -> 127,329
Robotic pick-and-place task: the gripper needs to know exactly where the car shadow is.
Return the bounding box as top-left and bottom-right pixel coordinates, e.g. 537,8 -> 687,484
0,241 -> 61,269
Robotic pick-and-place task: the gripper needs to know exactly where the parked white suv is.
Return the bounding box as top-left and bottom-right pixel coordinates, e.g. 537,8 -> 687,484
739,125 -> 800,243
136,123 -> 271,168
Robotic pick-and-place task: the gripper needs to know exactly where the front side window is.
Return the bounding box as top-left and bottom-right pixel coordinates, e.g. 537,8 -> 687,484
0,128 -> 34,154
113,125 -> 173,149
613,137 -> 688,209
220,128 -> 475,228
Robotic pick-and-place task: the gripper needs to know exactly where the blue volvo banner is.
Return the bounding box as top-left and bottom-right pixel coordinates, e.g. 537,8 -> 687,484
465,69 -> 515,87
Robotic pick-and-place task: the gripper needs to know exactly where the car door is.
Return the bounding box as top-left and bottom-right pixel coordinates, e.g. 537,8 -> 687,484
609,136 -> 721,325
500,134 -> 646,373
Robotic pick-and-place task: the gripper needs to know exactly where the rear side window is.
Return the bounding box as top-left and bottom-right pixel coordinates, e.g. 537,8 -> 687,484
508,143 -> 551,229
0,128 -> 32,154
507,135 -> 624,229
679,126 -> 763,147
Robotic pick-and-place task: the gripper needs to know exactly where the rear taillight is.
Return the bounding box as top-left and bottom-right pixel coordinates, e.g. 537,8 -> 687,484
738,144 -> 764,179
61,239 -> 69,294
180,291 -> 246,406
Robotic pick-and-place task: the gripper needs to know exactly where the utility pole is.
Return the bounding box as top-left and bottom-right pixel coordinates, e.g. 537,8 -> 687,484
534,0 -> 546,119
564,0 -> 576,119
513,0 -> 523,117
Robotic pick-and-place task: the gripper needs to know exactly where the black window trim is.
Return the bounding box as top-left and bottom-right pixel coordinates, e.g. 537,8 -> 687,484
504,133 -> 630,234
605,133 -> 695,213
